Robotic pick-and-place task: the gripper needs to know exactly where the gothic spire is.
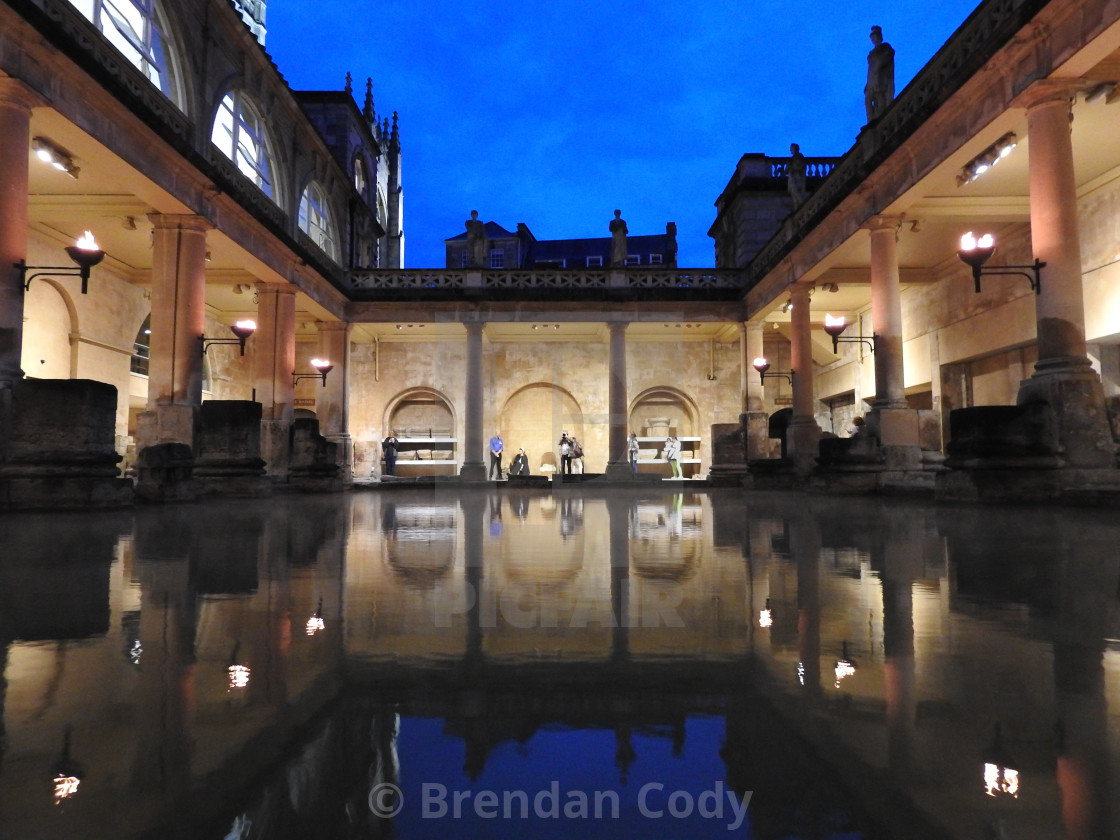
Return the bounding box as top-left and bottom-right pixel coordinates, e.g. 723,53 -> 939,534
363,77 -> 375,122
344,71 -> 352,94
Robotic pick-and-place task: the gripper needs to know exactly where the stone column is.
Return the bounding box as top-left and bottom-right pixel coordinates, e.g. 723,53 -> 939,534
0,80 -> 40,400
785,283 -> 821,472
1016,84 -> 1114,467
316,320 -> 352,481
254,283 -> 297,477
136,214 -> 212,451
866,215 -> 920,466
741,321 -> 770,460
460,321 -> 487,480
605,321 -> 631,476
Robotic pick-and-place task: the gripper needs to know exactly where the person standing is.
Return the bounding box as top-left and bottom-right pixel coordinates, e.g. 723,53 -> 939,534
382,431 -> 399,476
489,431 -> 504,480
559,432 -> 573,475
665,436 -> 682,479
570,435 -> 584,474
628,432 -> 640,473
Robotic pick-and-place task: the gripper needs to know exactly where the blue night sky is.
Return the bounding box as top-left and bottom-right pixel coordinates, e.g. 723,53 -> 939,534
267,1 -> 982,269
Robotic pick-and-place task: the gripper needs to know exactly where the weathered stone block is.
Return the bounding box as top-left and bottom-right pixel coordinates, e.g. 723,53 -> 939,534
4,378 -> 121,475
945,403 -> 1062,466
135,442 -> 195,502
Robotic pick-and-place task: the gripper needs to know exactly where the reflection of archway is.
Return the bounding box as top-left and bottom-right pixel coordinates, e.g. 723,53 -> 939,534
380,501 -> 456,589
502,383 -> 583,474
628,386 -> 699,438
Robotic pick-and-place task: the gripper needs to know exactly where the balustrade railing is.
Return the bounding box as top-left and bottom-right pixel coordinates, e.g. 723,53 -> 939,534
768,158 -> 839,180
349,267 -> 747,295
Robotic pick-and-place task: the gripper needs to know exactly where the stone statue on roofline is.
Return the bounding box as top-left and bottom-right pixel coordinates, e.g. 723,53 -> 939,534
609,209 -> 628,267
465,209 -> 486,267
787,143 -> 807,205
864,25 -> 895,123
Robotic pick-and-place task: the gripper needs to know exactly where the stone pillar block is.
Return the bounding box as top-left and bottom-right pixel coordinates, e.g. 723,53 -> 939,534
743,410 -> 771,461
707,422 -> 748,485
134,442 -> 195,503
0,379 -> 132,509
289,417 -> 342,492
194,400 -> 268,496
136,404 -> 198,451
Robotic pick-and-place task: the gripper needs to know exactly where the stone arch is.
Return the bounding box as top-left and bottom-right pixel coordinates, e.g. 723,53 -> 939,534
22,278 -> 78,379
501,383 -> 584,474
628,386 -> 700,438
383,387 -> 457,438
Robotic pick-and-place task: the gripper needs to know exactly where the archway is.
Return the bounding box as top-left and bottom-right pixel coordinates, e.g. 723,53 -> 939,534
21,278 -> 76,379
628,386 -> 701,477
379,387 -> 457,475
501,383 -> 584,474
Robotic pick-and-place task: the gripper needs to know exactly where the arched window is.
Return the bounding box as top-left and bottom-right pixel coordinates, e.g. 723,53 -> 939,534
298,181 -> 339,262
130,314 -> 151,376
211,91 -> 277,202
69,0 -> 184,107
353,152 -> 368,195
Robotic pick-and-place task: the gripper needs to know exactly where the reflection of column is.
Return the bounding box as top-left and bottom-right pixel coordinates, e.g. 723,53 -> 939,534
0,644 -> 8,774
1017,85 -> 1113,468
138,214 -> 212,450
791,510 -> 821,699
606,322 -> 630,475
786,283 -> 821,472
316,321 -> 352,480
608,495 -> 630,660
254,283 -> 297,476
460,322 -> 486,479
131,512 -> 198,792
1052,520 -> 1117,840
248,510 -> 293,706
882,573 -> 915,772
460,495 -> 486,663
0,79 -> 40,395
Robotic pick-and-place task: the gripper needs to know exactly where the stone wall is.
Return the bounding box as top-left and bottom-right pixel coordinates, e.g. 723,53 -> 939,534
348,335 -> 743,476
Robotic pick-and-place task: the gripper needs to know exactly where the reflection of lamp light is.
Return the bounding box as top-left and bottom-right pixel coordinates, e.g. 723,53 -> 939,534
983,723 -> 1020,798
200,320 -> 256,356
52,725 -> 83,804
822,313 -> 877,354
759,598 -> 773,628
16,231 -> 105,295
958,232 -> 1043,294
293,358 -> 333,387
306,598 -> 326,636
752,357 -> 793,384
833,640 -> 857,688
227,642 -> 251,691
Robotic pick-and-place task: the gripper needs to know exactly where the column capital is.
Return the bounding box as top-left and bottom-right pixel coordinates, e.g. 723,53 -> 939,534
862,214 -> 904,235
147,213 -> 213,233
255,281 -> 297,298
0,77 -> 45,112
464,321 -> 484,337
1012,79 -> 1084,112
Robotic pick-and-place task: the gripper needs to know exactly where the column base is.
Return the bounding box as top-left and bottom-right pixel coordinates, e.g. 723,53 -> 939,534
459,461 -> 487,481
136,404 -> 198,452
1018,364 -> 1116,468
785,417 -> 823,475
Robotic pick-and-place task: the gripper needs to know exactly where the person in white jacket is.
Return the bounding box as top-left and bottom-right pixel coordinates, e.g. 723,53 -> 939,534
664,436 -> 682,478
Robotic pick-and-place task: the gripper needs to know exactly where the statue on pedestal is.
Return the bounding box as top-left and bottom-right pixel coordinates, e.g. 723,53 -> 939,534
609,209 -> 628,267
864,25 -> 895,123
465,210 -> 487,268
787,143 -> 807,205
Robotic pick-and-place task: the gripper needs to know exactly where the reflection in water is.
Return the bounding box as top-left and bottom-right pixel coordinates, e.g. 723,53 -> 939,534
1,490 -> 1119,838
